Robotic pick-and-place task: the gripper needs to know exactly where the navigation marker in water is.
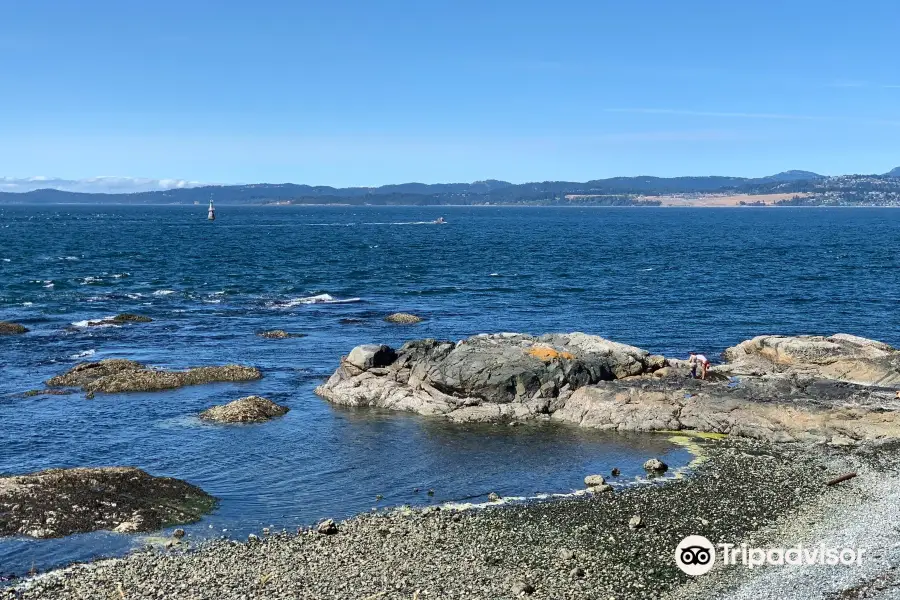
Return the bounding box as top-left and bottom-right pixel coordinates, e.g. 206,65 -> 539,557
208,198 -> 216,221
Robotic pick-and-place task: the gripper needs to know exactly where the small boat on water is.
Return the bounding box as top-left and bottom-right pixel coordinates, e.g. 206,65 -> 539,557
207,199 -> 216,221
434,217 -> 446,224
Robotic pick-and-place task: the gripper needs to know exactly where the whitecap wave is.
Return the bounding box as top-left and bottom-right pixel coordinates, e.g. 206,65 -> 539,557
80,276 -> 102,284
126,293 -> 143,300
70,349 -> 96,359
2,258 -> 10,262
22,301 -> 33,307
269,293 -> 362,308
153,289 -> 176,296
111,273 -> 130,279
61,256 -> 79,261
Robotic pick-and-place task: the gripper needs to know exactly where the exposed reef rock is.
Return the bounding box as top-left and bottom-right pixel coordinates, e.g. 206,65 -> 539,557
384,313 -> 424,324
84,314 -> 153,326
257,330 -> 306,339
317,333 -> 900,443
0,467 -> 215,539
0,321 -> 28,335
47,359 -> 262,393
199,396 -> 289,423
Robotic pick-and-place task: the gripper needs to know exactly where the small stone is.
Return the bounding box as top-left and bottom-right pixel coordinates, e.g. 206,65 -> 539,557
376,494 -> 383,501
558,548 -> 575,560
570,567 -> 586,579
511,581 -> 535,596
584,474 -> 606,487
611,468 -> 621,477
247,533 -> 259,542
488,492 -> 501,502
172,528 -> 185,539
427,489 -> 435,496
316,519 -> 338,535
628,515 -> 643,529
262,527 -> 270,536
588,483 -> 612,493
643,458 -> 668,473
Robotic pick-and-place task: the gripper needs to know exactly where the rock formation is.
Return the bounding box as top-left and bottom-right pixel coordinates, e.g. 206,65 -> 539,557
47,359 -> 262,393
199,396 -> 289,423
384,313 -> 424,324
0,321 -> 28,335
0,467 -> 215,539
317,333 -> 900,443
258,330 -> 306,339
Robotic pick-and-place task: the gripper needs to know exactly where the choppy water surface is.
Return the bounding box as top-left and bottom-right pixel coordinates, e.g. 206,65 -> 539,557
1,205 -> 898,575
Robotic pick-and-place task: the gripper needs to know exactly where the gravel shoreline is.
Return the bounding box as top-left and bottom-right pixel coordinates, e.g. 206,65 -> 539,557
2,437 -> 864,600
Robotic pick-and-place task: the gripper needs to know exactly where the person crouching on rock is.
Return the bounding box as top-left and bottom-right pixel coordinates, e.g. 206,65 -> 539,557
689,352 -> 711,380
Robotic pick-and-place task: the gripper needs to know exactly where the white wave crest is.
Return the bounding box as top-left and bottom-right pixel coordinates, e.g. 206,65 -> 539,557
269,293 -> 362,308
153,289 -> 176,296
70,349 -> 96,359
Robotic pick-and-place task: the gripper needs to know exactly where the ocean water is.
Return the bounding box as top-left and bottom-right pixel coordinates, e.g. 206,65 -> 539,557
1,205 -> 898,575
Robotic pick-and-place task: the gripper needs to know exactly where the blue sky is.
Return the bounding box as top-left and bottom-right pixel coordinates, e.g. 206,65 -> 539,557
1,0 -> 898,186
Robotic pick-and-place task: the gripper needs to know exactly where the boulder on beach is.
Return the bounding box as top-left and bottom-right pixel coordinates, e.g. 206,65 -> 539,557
0,321 -> 28,335
199,396 -> 289,423
0,467 -> 216,539
384,313 -> 424,324
316,332 -> 661,421
258,330 -> 306,339
46,359 -> 262,393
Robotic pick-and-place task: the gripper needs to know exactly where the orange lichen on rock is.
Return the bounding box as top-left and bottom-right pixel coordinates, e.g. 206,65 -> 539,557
528,346 -> 575,361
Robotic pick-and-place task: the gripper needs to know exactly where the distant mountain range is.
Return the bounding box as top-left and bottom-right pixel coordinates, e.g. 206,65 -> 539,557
1,169 -> 898,206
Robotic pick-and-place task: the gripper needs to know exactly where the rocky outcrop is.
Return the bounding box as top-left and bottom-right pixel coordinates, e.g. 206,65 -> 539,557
316,333 -> 663,422
258,330 -> 306,339
0,467 -> 215,539
553,375 -> 900,444
721,334 -> 900,387
85,314 -> 153,326
0,321 -> 28,335
199,396 -> 289,423
317,332 -> 900,443
384,313 -> 424,324
47,359 -> 262,393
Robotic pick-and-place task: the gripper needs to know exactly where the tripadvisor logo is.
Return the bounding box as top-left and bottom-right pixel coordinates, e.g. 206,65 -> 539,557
675,535 -> 716,576
675,535 -> 866,576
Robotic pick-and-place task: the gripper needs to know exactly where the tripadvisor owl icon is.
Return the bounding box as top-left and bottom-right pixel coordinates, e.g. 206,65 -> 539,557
675,535 -> 716,576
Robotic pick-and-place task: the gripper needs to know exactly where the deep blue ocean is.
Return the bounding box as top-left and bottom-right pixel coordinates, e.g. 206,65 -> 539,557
1,205 -> 898,576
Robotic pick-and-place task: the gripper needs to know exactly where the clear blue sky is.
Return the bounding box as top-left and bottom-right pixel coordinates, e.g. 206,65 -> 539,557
1,0 -> 898,186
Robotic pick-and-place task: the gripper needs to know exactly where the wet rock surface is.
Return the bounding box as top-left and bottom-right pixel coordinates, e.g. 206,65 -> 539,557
1,439 -> 842,599
45,359 -> 262,394
199,396 -> 289,424
0,322 -> 28,335
0,467 -> 215,539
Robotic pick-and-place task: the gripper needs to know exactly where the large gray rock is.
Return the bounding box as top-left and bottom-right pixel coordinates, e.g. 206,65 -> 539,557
316,333 -> 659,421
721,334 -> 900,387
346,344 -> 398,370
